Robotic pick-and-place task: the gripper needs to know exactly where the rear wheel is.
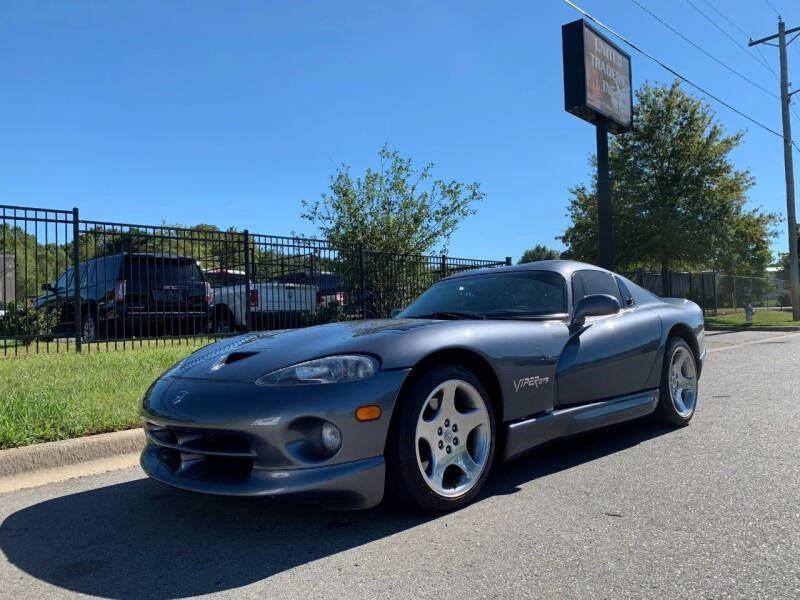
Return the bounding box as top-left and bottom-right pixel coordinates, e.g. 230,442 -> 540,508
212,308 -> 234,334
387,365 -> 495,511
656,337 -> 699,426
81,313 -> 97,343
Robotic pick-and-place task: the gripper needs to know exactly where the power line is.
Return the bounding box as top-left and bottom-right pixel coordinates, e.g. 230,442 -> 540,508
702,0 -> 750,38
685,0 -> 779,76
629,0 -> 777,98
700,0 -> 779,77
758,44 -> 781,82
559,0 -> 785,139
763,0 -> 781,16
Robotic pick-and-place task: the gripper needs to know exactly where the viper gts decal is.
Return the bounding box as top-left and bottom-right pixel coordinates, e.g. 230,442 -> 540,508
514,375 -> 550,392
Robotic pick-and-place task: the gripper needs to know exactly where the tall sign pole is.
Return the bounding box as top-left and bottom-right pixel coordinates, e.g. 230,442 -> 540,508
562,19 -> 632,271
750,18 -> 800,321
596,118 -> 612,269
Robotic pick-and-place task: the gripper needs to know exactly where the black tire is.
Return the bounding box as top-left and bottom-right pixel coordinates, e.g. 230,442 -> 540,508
212,308 -> 235,334
81,313 -> 97,343
655,337 -> 699,427
386,364 -> 496,512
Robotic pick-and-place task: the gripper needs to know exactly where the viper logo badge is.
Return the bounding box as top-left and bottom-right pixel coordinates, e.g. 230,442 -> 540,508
514,376 -> 550,392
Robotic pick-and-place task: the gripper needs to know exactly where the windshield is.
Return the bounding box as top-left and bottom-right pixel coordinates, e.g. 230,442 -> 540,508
205,271 -> 248,287
399,270 -> 567,319
54,267 -> 74,290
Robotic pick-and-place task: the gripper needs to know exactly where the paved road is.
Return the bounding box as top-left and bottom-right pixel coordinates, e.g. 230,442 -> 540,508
1,330 -> 798,599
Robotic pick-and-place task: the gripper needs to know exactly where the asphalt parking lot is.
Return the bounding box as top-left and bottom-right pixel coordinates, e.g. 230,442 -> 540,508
0,329 -> 798,599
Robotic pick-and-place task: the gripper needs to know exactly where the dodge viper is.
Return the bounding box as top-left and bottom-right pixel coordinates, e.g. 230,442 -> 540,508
140,260 -> 705,511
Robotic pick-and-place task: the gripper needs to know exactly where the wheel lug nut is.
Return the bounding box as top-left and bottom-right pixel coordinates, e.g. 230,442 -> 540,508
438,440 -> 444,449
453,437 -> 459,445
446,446 -> 451,454
437,427 -> 443,435
444,419 -> 450,427
452,424 -> 457,432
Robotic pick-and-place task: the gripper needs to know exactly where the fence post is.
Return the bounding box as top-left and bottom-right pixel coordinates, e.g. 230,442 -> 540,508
359,243 -> 366,319
440,255 -> 446,279
72,207 -> 81,353
639,268 -> 645,287
700,272 -> 707,316
243,230 -> 251,332
713,271 -> 718,315
505,256 -> 512,266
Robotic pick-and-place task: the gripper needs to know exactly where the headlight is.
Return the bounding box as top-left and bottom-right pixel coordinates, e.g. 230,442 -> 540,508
255,355 -> 378,386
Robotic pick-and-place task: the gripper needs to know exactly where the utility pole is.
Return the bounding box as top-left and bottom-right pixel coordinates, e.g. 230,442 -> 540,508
750,18 -> 800,321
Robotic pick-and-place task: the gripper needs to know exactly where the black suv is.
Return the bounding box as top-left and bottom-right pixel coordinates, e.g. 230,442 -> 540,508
36,253 -> 212,341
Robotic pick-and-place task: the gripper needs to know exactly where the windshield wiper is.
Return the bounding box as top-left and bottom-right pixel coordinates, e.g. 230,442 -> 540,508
411,311 -> 486,320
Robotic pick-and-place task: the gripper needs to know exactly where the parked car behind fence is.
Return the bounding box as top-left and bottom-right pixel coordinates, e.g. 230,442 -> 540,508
35,253 -> 212,342
204,268 -> 320,333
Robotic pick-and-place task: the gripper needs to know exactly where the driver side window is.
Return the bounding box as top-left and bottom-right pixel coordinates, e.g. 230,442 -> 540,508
572,270 -> 622,308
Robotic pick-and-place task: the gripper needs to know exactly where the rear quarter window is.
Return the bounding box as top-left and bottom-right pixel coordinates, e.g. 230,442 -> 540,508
618,275 -> 661,305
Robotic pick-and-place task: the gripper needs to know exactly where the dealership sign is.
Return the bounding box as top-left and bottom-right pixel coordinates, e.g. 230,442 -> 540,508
562,19 -> 632,134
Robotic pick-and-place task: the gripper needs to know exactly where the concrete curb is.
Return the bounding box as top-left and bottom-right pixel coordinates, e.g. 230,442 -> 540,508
705,326 -> 800,332
0,428 -> 145,478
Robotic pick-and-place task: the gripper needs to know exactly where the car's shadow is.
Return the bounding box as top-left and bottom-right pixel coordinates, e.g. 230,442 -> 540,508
0,419 -> 676,599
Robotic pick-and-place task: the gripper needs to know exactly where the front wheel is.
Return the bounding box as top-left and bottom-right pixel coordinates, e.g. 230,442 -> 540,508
656,337 -> 699,426
387,365 -> 495,511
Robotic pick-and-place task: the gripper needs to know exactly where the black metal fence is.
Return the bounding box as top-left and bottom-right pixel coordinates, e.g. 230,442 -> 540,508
0,204 -> 507,355
623,269 -> 791,313
2,203 -> 790,356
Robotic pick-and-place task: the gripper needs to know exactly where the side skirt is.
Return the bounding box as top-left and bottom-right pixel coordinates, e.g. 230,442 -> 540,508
502,389 -> 660,461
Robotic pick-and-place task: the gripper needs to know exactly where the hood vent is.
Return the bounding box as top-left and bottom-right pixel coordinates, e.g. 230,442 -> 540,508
223,351 -> 258,365
209,351 -> 258,373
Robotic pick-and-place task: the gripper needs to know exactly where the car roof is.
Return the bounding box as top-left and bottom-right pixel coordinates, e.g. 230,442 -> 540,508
82,252 -> 196,264
443,259 -> 612,280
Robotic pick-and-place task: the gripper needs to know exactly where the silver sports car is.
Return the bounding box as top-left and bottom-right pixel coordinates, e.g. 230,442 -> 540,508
140,260 -> 705,511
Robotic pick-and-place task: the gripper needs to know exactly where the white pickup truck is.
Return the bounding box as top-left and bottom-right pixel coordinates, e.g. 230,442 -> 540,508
204,269 -> 320,333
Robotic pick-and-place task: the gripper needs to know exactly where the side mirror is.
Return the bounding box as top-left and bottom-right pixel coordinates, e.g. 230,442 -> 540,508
41,283 -> 53,292
572,294 -> 621,325
389,309 -> 403,318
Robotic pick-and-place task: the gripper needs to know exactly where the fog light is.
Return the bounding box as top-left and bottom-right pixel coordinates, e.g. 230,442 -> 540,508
320,422 -> 342,453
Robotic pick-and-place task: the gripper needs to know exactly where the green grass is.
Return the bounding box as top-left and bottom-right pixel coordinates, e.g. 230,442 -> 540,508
0,341 -> 209,449
705,308 -> 800,328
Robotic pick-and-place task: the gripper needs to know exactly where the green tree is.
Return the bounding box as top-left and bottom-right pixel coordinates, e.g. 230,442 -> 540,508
301,145 -> 485,316
301,145 -> 484,254
518,244 -> 561,264
559,81 -> 778,293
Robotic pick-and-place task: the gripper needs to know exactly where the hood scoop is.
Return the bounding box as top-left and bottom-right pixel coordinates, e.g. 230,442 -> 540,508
208,351 -> 259,373
222,351 -> 258,365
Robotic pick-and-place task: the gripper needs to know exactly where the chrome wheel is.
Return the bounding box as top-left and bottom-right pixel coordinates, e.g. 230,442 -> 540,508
668,346 -> 697,418
414,379 -> 491,498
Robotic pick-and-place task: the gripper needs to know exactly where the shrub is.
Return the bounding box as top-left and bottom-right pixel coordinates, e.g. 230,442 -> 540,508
0,301 -> 59,341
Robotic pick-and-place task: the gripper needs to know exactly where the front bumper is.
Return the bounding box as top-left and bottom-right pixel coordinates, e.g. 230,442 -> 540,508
139,369 -> 409,509
141,447 -> 385,508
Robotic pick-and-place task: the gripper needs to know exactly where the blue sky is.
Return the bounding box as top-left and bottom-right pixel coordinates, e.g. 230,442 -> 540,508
2,0 -> 799,263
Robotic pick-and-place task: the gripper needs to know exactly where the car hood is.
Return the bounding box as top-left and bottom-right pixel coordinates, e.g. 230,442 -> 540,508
166,318 -> 451,381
